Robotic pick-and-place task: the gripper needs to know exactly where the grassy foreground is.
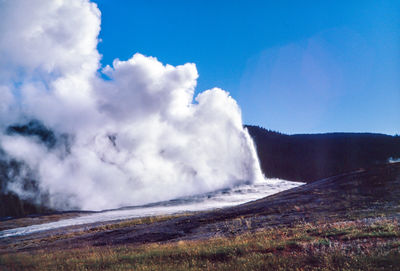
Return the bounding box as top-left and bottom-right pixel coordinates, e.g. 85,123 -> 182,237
1,218 -> 399,271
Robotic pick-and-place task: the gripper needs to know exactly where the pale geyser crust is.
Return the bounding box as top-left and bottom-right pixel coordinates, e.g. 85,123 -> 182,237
0,0 -> 264,211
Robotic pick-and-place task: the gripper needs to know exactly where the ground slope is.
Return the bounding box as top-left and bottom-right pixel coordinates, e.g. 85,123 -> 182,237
1,162 -> 399,253
1,163 -> 400,270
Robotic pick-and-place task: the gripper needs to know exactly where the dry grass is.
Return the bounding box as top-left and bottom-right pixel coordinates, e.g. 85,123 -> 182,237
1,219 -> 399,270
2,214 -> 188,250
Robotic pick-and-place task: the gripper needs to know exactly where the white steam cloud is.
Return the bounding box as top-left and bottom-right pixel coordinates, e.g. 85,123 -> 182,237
0,0 -> 264,210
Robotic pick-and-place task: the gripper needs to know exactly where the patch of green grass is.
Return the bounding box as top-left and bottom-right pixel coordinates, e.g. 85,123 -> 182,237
316,238 -> 331,246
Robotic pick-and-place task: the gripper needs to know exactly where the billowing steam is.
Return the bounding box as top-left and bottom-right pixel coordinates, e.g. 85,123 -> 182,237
0,0 -> 264,210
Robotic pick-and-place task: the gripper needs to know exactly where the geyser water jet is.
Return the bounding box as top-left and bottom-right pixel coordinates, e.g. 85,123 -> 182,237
0,0 -> 264,211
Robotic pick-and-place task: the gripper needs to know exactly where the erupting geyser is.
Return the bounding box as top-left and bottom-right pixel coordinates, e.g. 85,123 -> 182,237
0,0 -> 264,211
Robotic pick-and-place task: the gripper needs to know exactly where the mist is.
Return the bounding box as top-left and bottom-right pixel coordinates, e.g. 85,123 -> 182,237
0,0 -> 264,211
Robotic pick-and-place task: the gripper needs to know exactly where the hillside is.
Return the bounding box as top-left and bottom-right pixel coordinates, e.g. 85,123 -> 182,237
2,162 -> 400,249
1,162 -> 400,271
0,121 -> 57,218
246,125 -> 400,182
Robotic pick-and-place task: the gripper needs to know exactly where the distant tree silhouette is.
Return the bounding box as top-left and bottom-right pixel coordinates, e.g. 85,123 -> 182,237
245,125 -> 400,183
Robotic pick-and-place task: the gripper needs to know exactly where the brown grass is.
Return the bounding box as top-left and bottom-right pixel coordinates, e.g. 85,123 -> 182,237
1,219 -> 399,270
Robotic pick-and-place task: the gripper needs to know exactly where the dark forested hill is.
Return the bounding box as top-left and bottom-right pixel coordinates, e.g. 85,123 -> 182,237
0,121 -> 56,218
246,125 -> 400,183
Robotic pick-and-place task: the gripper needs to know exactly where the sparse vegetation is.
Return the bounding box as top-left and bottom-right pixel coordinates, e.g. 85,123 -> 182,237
88,214 -> 188,232
1,159 -> 400,270
1,214 -> 188,249
1,219 -> 399,270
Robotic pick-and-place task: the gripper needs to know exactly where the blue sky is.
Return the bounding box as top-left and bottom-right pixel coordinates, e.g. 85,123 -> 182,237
93,0 -> 399,135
